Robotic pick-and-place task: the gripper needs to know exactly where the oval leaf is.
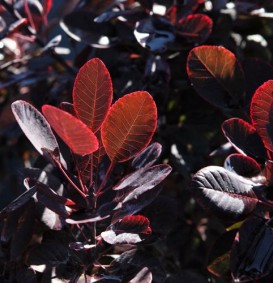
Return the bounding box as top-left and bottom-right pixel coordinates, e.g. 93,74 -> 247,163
190,166 -> 258,220
73,58 -> 113,132
187,46 -> 245,109
101,91 -> 157,162
11,100 -> 60,157
251,80 -> 273,152
177,14 -> 213,44
42,105 -> 98,156
222,118 -> 266,159
224,154 -> 261,177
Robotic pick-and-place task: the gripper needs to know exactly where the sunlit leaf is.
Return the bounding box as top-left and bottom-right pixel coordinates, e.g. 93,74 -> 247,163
251,80 -> 273,152
187,46 -> 245,109
190,166 -> 258,220
73,58 -> 113,132
42,105 -> 98,156
101,91 -> 157,162
11,100 -> 60,158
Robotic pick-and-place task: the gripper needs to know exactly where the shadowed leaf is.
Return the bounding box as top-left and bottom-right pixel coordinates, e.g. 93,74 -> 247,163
101,91 -> 157,162
73,58 -> 113,132
42,105 -> 99,156
224,154 -> 261,177
222,118 -> 266,159
187,46 -> 245,109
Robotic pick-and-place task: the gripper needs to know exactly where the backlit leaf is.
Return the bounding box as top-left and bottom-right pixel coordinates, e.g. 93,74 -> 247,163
11,100 -> 60,158
187,46 -> 245,109
251,80 -> 273,152
222,118 -> 266,159
73,58 -> 113,132
177,14 -> 213,44
101,91 -> 157,162
190,166 -> 258,220
42,105 -> 98,156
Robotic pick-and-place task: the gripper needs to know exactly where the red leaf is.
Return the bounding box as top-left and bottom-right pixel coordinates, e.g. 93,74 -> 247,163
42,0 -> 52,16
101,91 -> 157,162
251,80 -> 273,152
42,105 -> 98,156
115,215 -> 152,234
177,14 -> 213,44
73,58 -> 113,132
187,46 -> 245,109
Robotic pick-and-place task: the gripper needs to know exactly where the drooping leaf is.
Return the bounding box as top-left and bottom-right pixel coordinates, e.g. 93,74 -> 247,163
222,118 -> 266,159
177,14 -> 213,44
73,58 -> 113,132
251,80 -> 273,152
187,46 -> 245,109
113,164 -> 171,191
101,91 -> 157,162
131,142 -> 162,169
42,105 -> 99,156
190,166 -> 259,220
224,154 -> 261,177
11,100 -> 60,158
230,217 -> 273,282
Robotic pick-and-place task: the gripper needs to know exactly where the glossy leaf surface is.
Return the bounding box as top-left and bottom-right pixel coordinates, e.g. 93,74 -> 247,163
73,58 -> 112,132
231,217 -> 273,282
131,142 -> 162,169
251,80 -> 273,152
222,118 -> 266,159
42,105 -> 98,156
190,166 -> 258,220
187,46 -> 245,109
11,100 -> 59,157
113,164 -> 171,191
224,154 -> 261,177
101,91 -> 157,162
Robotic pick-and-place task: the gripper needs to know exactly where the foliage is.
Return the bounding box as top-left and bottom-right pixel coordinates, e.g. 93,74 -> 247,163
2,0 -> 273,283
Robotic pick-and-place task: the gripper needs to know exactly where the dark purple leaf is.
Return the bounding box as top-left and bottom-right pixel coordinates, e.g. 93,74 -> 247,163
11,100 -> 60,159
222,118 -> 267,159
134,17 -> 175,53
177,14 -> 213,44
207,230 -> 237,279
224,154 -> 261,177
251,80 -> 273,153
230,217 -> 273,282
101,215 -> 151,245
113,164 -> 171,191
129,267 -> 152,283
242,58 -> 273,111
112,184 -> 164,223
60,11 -> 114,48
190,166 -> 259,220
0,186 -> 37,219
10,200 -> 35,260
187,46 -> 245,109
131,142 -> 162,169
